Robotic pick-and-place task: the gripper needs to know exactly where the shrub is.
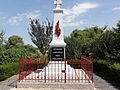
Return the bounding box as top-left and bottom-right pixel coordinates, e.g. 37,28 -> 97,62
94,59 -> 120,83
0,63 -> 18,81
0,47 -> 39,65
66,58 -> 81,69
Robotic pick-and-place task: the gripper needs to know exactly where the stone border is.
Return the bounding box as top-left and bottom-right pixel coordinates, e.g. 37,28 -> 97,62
17,82 -> 95,90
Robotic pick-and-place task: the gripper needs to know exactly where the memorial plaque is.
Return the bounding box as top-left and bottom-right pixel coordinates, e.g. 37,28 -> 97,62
51,47 -> 64,61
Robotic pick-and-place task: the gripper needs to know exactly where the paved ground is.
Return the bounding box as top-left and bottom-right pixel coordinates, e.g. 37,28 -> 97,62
93,74 -> 119,90
0,75 -> 18,90
0,74 -> 119,90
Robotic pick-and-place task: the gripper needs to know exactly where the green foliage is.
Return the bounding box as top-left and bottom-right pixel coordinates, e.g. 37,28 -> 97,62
6,35 -> 24,48
0,63 -> 18,81
91,28 -> 120,61
67,59 -> 81,64
113,20 -> 120,33
94,59 -> 120,83
68,22 -> 120,62
33,57 -> 49,69
111,63 -> 120,70
65,36 -> 82,57
0,47 -> 39,65
0,30 -> 5,46
69,26 -> 105,57
29,19 -> 53,55
0,34 -> 40,65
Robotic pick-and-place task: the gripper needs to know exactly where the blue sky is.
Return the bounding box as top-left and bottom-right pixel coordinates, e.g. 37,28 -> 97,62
0,0 -> 120,46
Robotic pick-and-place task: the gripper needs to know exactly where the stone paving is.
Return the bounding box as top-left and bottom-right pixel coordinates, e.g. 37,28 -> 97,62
93,74 -> 119,90
0,75 -> 18,90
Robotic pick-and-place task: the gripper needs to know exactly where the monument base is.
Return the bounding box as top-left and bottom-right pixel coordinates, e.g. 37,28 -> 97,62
51,47 -> 65,61
17,82 -> 95,90
17,61 -> 94,89
19,61 -> 93,83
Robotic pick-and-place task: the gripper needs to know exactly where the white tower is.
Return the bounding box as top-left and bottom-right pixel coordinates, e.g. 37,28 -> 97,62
50,0 -> 66,61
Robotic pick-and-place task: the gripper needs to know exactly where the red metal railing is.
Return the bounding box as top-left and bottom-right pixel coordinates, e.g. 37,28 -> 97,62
18,57 -> 47,82
81,56 -> 93,82
18,56 -> 93,83
19,57 -> 35,81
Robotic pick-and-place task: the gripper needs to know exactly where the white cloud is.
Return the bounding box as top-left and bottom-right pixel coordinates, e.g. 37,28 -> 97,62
7,10 -> 40,25
64,2 -> 99,16
112,7 -> 120,10
63,2 -> 99,27
63,20 -> 87,27
63,15 -> 76,23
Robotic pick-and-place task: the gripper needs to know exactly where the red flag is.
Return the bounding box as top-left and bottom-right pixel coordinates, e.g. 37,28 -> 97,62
55,21 -> 61,37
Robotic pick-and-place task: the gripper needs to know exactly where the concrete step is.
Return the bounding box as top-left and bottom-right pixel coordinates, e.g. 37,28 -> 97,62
17,82 -> 95,90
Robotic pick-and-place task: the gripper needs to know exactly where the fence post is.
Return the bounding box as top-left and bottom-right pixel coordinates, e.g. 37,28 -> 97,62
44,57 -> 46,83
18,60 -> 20,82
64,59 -> 66,83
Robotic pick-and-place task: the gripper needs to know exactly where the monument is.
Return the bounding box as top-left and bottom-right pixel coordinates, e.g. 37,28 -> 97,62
17,1 -> 94,89
50,0 -> 66,61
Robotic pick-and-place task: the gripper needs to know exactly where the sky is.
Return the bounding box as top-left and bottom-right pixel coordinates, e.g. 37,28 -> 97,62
0,0 -> 120,46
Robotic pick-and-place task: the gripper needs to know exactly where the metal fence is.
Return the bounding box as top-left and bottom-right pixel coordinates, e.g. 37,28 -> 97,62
18,56 -> 93,83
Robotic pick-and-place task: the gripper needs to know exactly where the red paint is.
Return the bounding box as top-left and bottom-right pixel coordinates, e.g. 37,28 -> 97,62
55,21 -> 61,37
18,56 -> 93,83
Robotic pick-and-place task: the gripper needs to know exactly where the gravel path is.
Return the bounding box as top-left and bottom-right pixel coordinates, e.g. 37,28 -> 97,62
0,74 -> 119,90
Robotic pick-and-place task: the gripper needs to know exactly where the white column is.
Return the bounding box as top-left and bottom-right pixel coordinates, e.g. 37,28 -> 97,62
50,0 -> 66,47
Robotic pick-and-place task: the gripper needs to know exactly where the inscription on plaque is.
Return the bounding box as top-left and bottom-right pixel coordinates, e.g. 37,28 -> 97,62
51,47 -> 64,61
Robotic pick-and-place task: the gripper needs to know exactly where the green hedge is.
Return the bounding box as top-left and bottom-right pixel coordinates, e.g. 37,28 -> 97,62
0,63 -> 18,81
0,47 -> 39,65
94,59 -> 120,83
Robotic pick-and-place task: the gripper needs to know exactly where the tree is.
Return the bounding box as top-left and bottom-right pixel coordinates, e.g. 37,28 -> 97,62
65,36 -> 82,58
113,20 -> 120,33
28,19 -> 53,56
70,24 -> 120,62
70,26 -> 106,57
6,35 -> 24,48
0,30 -> 5,46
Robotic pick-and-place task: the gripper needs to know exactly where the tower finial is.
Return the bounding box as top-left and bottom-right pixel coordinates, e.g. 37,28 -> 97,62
54,0 -> 62,8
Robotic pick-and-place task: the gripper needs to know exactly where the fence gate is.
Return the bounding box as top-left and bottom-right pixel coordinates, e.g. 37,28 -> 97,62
19,56 -> 93,83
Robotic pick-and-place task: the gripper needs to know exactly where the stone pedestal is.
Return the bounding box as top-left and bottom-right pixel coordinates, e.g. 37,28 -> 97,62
49,0 -> 66,61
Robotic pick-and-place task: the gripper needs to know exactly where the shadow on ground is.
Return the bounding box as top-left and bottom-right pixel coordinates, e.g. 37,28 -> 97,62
94,70 -> 120,90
